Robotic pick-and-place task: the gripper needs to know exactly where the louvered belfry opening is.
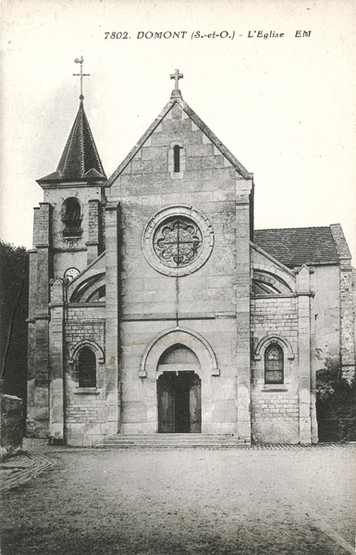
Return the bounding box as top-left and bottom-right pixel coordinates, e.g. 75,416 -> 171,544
61,197 -> 82,237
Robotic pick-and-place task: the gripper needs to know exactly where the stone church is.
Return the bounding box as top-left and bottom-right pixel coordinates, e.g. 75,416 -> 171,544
27,68 -> 356,446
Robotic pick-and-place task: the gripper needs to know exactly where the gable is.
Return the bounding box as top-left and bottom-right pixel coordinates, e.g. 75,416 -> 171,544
106,92 -> 253,188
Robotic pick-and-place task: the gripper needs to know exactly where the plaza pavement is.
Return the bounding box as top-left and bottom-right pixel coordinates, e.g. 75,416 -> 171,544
1,440 -> 355,554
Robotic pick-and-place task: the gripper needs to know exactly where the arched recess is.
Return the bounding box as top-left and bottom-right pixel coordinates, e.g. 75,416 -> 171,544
158,344 -> 200,372
68,340 -> 105,365
252,269 -> 293,295
253,335 -> 295,361
68,340 -> 105,394
69,273 -> 105,303
87,285 -> 106,302
156,344 -> 202,433
252,262 -> 295,293
78,347 -> 96,387
140,327 -> 219,378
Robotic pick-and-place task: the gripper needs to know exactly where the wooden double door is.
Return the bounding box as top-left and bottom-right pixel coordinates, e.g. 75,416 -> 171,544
157,372 -> 201,433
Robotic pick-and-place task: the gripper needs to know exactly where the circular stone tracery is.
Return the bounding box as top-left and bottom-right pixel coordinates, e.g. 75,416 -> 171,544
153,216 -> 203,268
143,206 -> 214,277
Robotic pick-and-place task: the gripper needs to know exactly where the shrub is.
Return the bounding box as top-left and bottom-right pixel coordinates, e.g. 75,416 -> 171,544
316,364 -> 356,441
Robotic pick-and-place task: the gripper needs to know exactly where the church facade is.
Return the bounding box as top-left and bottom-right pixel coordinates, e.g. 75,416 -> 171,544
27,70 -> 356,446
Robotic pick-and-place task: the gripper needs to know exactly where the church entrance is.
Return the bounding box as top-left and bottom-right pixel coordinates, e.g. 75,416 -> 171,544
157,372 -> 201,433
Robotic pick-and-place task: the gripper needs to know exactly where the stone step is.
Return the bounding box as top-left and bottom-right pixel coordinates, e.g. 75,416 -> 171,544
101,434 -> 241,442
96,434 -> 249,449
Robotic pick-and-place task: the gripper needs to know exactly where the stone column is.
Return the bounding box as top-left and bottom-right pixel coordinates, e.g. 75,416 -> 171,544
235,179 -> 253,442
48,277 -> 65,444
26,245 -> 38,437
296,265 -> 314,444
104,202 -> 120,435
330,224 -> 355,382
339,265 -> 355,382
309,273 -> 318,444
31,203 -> 52,438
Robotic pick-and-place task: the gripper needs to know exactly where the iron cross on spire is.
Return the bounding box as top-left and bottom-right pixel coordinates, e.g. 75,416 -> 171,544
170,68 -> 183,90
73,56 -> 90,100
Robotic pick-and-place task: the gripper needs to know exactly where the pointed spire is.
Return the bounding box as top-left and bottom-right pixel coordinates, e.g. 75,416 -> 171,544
55,100 -> 106,180
38,59 -> 106,185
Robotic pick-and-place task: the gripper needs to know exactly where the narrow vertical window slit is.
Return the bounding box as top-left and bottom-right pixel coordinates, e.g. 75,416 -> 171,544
173,145 -> 181,173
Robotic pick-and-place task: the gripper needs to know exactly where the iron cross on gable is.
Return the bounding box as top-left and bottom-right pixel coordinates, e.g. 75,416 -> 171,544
170,69 -> 183,90
73,56 -> 90,100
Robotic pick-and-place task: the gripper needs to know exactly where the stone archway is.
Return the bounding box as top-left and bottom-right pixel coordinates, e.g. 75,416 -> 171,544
140,327 -> 219,433
140,326 -> 219,378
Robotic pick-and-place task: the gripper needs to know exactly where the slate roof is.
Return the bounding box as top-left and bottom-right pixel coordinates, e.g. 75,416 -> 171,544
254,226 -> 340,268
38,100 -> 106,184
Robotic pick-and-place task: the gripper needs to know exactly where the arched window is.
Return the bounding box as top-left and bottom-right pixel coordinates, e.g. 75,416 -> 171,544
265,344 -> 284,384
78,347 -> 96,388
61,197 -> 82,237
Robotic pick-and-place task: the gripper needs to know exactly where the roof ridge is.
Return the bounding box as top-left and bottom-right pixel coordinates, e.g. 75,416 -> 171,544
79,103 -> 85,176
81,106 -> 103,174
255,225 -> 333,232
106,94 -> 253,187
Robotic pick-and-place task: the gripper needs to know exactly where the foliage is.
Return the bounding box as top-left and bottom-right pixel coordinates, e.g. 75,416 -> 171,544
316,362 -> 356,441
315,366 -> 339,402
0,240 -> 28,400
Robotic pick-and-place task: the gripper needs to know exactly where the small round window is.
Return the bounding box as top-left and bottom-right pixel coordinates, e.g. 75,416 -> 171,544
143,206 -> 214,277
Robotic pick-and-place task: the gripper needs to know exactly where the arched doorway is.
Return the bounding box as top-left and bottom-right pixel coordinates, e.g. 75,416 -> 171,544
157,344 -> 201,433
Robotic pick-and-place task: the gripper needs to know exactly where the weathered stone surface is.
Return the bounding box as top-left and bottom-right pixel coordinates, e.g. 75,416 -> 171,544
27,87 -> 356,447
0,395 -> 23,459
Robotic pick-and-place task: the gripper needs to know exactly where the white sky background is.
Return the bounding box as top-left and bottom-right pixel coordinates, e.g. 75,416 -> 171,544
1,0 -> 355,260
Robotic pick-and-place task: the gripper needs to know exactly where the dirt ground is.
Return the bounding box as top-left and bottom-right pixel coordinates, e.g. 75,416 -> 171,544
1,444 -> 355,554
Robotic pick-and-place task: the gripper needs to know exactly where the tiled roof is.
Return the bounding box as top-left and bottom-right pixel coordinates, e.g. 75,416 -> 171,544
38,101 -> 106,183
254,226 -> 340,268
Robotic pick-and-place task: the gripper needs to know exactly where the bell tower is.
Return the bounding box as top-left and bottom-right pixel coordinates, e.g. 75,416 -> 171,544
27,58 -> 107,439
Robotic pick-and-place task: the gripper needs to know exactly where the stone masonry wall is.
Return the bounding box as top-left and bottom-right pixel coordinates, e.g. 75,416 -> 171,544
340,268 -> 355,382
119,318 -> 239,435
330,224 -> 356,381
109,100 -> 252,438
0,394 -> 23,459
251,296 -> 299,443
42,185 -> 105,279
64,306 -> 107,446
27,203 -> 51,439
311,265 -> 340,373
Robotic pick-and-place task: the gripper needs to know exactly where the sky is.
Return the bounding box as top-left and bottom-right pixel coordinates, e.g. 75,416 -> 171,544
1,0 -> 355,260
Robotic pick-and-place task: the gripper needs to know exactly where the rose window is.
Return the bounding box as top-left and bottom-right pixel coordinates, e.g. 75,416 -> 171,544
153,217 -> 203,268
142,205 -> 214,277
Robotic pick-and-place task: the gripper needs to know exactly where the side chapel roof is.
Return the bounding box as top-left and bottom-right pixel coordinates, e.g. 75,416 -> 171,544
38,100 -> 106,184
254,226 -> 343,268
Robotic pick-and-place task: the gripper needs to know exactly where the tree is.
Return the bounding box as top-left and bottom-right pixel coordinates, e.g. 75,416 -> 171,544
0,240 -> 28,404
316,361 -> 356,442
